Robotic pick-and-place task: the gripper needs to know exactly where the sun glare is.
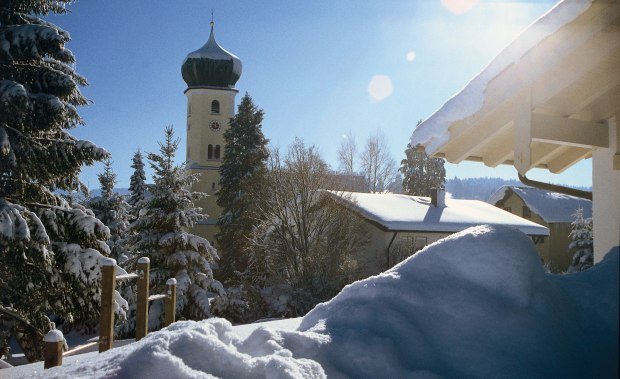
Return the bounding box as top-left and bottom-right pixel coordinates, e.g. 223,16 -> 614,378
368,75 -> 393,102
441,0 -> 479,15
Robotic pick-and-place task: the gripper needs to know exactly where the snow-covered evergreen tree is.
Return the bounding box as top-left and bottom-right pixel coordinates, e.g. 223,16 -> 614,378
217,93 -> 269,281
567,208 -> 593,273
87,159 -> 131,263
127,126 -> 223,327
0,0 -> 125,361
128,149 -> 147,208
400,128 -> 446,196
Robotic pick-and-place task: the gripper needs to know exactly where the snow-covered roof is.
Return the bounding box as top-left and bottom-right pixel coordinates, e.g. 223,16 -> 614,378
410,0 -> 591,155
409,0 -> 619,175
327,191 -> 548,236
488,186 -> 592,223
8,226 -> 617,378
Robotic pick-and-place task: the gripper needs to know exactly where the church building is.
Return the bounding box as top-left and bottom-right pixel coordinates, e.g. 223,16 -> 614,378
181,21 -> 242,242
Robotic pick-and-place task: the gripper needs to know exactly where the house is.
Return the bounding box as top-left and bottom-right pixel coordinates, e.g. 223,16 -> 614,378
326,189 -> 549,278
410,0 -> 619,263
488,186 -> 592,272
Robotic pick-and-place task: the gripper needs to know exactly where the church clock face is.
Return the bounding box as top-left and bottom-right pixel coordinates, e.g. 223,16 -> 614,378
209,119 -> 221,132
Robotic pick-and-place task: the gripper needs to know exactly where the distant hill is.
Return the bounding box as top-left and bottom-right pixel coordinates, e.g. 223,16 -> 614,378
445,177 -> 591,202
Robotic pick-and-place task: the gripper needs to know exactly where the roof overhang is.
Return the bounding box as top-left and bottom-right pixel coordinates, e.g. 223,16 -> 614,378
411,0 -> 620,174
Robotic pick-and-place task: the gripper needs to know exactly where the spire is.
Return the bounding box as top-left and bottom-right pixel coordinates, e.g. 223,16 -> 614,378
181,12 -> 243,88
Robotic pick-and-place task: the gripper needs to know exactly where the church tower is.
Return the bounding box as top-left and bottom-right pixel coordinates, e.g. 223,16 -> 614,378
181,20 -> 242,242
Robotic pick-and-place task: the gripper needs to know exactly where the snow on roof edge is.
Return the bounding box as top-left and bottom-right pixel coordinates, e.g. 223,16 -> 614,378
409,0 -> 592,154
326,191 -> 549,236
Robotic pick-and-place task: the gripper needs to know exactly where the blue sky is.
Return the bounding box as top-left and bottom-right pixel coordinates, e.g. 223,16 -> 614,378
50,0 -> 592,190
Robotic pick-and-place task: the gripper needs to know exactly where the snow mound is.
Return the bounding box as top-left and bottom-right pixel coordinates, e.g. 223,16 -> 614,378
25,225 -> 618,378
298,225 -> 618,378
39,319 -> 325,379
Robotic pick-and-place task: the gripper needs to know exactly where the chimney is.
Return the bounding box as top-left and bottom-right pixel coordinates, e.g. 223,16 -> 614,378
431,188 -> 445,208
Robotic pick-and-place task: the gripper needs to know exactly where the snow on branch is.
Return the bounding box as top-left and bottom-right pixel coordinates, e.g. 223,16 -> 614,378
0,24 -> 72,63
75,139 -> 109,160
0,198 -> 50,245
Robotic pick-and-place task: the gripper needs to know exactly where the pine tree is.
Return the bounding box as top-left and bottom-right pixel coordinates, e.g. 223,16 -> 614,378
127,126 -> 223,327
567,208 -> 593,273
400,138 -> 446,197
0,1 -> 124,361
128,149 -> 147,208
217,93 -> 269,281
87,159 -> 131,263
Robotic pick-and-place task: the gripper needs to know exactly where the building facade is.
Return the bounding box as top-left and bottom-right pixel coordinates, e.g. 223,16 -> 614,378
326,190 -> 549,279
181,22 -> 242,242
489,186 -> 592,273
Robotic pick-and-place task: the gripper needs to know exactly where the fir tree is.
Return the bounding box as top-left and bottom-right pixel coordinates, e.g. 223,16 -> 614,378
567,208 -> 593,273
217,93 -> 269,281
87,159 -> 131,263
127,126 -> 223,327
128,149 -> 147,208
0,1 -> 124,361
400,126 -> 446,197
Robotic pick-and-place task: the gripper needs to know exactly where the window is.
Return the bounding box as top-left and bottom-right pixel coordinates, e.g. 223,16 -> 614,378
211,182 -> 216,190
187,122 -> 190,131
211,100 -> 220,114
207,144 -> 213,159
187,102 -> 191,117
504,206 -> 512,213
522,205 -> 531,218
214,145 -> 221,159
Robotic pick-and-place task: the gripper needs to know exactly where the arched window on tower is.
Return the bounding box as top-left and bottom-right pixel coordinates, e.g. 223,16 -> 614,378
214,145 -> 221,160
211,100 -> 220,114
207,144 -> 213,160
187,102 -> 191,117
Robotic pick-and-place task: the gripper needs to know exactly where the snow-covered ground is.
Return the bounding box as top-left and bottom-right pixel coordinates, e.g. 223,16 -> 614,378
4,225 -> 618,378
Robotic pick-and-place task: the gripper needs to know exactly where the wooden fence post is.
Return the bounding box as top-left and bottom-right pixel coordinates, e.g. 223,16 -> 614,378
135,257 -> 150,341
164,278 -> 177,327
99,258 -> 116,353
43,328 -> 64,369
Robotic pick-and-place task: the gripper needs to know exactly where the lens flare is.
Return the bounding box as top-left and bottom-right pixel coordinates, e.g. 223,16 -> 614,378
441,0 -> 478,15
368,75 -> 393,102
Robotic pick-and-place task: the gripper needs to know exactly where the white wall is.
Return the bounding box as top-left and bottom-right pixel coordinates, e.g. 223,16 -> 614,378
592,115 -> 620,262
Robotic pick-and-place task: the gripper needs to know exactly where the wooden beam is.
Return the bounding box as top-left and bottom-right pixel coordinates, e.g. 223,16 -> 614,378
135,257 -> 150,341
532,19 -> 620,110
445,120 -> 513,163
531,113 -> 608,148
547,148 -> 592,173
487,1 -> 618,118
99,260 -> 116,353
514,91 -> 533,175
530,143 -> 568,168
482,131 -> 514,167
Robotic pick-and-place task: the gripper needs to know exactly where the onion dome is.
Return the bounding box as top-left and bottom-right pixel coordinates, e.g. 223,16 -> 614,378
181,22 -> 242,88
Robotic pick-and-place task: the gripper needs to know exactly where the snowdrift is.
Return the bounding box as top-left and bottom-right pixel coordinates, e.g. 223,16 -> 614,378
32,225 -> 618,378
